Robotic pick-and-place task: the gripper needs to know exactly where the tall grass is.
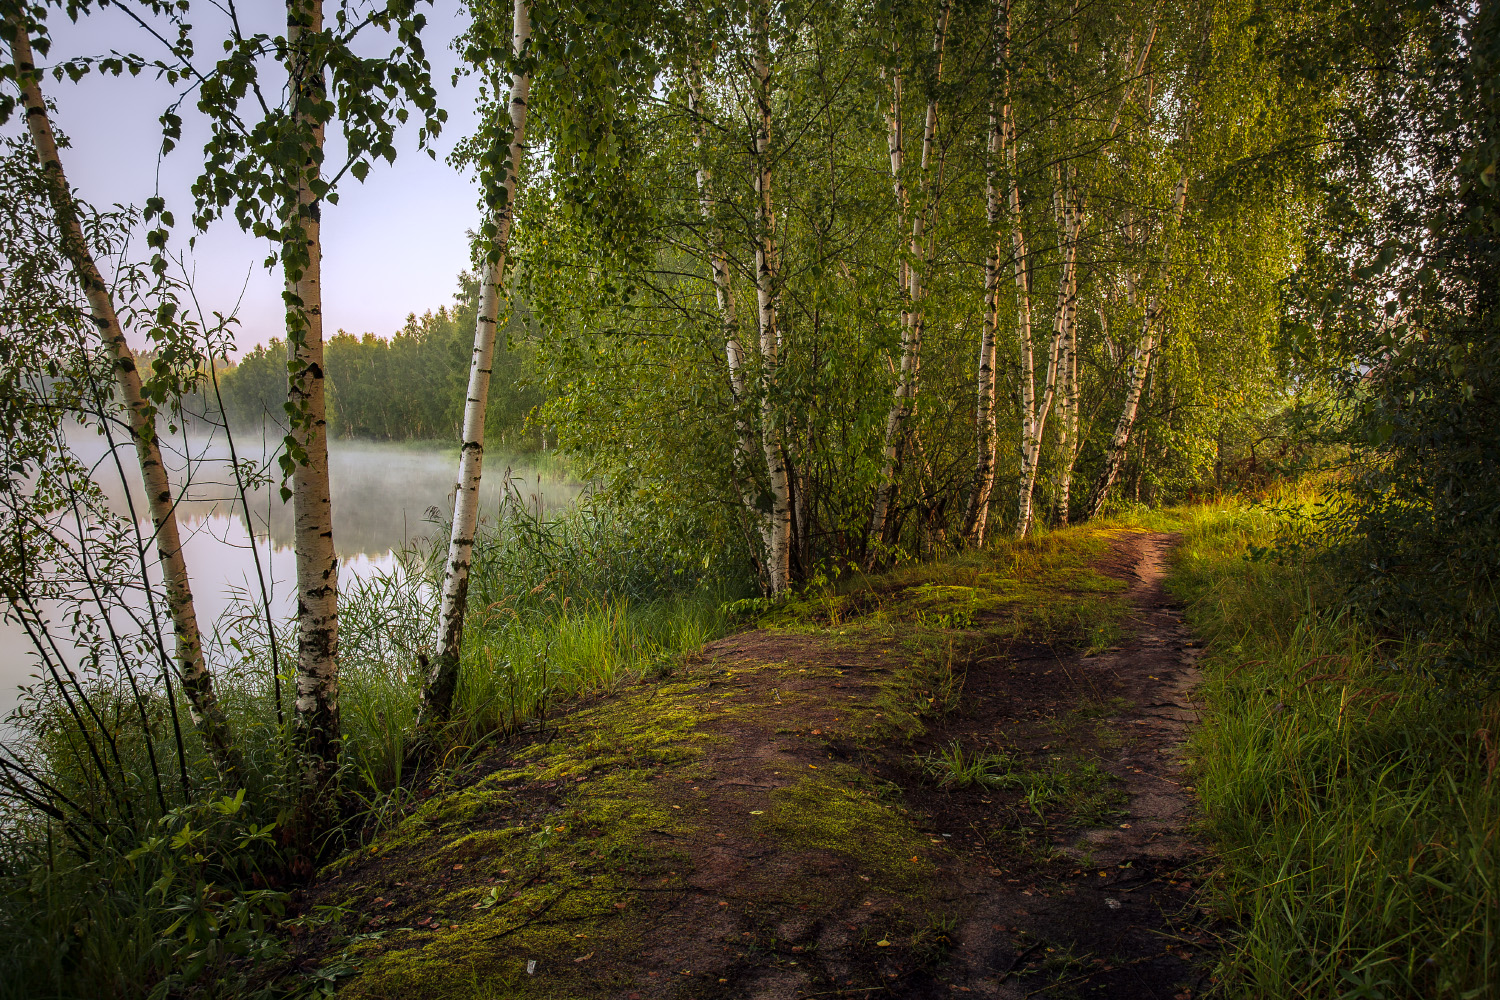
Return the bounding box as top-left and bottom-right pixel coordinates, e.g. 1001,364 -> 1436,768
0,484 -> 750,999
450,590 -> 730,740
1173,498 -> 1499,999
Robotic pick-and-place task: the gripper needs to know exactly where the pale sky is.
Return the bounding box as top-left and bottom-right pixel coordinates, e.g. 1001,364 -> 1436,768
12,2 -> 485,354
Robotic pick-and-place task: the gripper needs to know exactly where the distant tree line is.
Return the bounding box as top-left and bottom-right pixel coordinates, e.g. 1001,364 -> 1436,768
213,275 -> 546,448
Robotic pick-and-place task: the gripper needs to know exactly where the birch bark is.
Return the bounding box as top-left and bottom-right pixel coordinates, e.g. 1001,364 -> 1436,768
689,55 -> 772,578
962,0 -> 1008,546
1013,172 -> 1071,539
752,4 -> 791,593
868,0 -> 951,557
5,15 -> 241,780
420,0 -> 532,726
284,0 -> 340,770
1015,16 -> 1158,536
1086,169 -> 1187,519
1054,193 -> 1080,525
1003,61 -> 1046,539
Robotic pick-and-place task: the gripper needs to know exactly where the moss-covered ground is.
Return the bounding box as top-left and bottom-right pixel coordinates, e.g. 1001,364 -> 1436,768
292,516 -> 1217,999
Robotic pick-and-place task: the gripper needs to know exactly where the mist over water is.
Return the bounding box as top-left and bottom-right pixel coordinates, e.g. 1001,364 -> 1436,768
0,428 -> 581,714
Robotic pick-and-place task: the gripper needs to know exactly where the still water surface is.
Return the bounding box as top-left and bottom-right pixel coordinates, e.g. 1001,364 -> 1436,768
0,431 -> 579,714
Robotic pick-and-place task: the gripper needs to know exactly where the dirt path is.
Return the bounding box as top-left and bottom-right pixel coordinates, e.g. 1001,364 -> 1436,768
307,529 -> 1217,1000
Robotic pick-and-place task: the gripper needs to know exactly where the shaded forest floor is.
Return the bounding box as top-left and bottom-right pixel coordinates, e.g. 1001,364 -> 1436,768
294,522 -> 1220,999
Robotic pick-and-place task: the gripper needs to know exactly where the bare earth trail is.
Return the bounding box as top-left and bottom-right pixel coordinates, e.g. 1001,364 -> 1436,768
306,530 -> 1219,1000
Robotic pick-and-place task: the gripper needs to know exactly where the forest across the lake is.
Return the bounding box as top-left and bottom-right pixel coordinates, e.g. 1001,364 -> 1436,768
1,0 -> 1497,998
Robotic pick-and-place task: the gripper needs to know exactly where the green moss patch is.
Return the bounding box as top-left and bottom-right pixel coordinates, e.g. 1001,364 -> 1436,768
757,766 -> 935,893
294,519 -> 1176,999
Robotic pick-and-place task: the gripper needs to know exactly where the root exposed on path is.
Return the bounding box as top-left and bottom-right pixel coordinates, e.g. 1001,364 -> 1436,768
302,528 -> 1217,1000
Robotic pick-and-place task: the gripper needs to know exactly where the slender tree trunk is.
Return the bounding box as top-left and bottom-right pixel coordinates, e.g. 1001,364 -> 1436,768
419,0 -> 531,725
689,54 -> 771,586
1015,171 -> 1072,538
1055,220 -> 1080,526
963,0 -> 1008,546
1086,169 -> 1187,520
1087,316 -> 1156,518
869,0 -> 951,559
752,3 -> 791,594
284,0 -> 340,777
1003,65 -> 1045,539
1004,16 -> 1070,541
6,15 -> 241,780
1018,16 -> 1159,535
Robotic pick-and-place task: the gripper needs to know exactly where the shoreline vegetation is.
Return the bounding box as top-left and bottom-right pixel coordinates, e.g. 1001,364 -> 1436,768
2,1 -> 1497,998
3,493 -> 1495,997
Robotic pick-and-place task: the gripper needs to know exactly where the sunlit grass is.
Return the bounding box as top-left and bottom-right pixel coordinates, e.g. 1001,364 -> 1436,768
1172,499 -> 1500,999
450,590 -> 731,741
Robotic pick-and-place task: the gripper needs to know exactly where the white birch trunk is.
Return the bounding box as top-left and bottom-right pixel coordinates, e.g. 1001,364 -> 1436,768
753,5 -> 791,594
284,0 -> 340,770
963,1 -> 1008,545
868,0 -> 951,557
6,16 -> 241,779
1054,189 -> 1080,526
689,56 -> 771,576
419,0 -> 532,726
1017,18 -> 1159,535
1086,169 -> 1187,519
1056,300 -> 1079,525
1087,324 -> 1156,519
1015,173 -> 1072,539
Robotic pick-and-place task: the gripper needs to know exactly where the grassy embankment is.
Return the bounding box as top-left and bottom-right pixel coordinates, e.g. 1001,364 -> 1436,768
309,498 -> 1500,999
281,515 -> 1164,998
1171,496 -> 1498,998
0,493 -> 733,1000
7,495 -> 1495,999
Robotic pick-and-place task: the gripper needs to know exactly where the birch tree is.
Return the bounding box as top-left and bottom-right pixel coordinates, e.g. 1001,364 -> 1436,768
3,10 -> 240,780
689,45 -> 773,584
1052,188 -> 1080,525
1015,5 -> 1157,536
1086,18 -> 1207,520
961,0 -> 1007,546
1014,184 -> 1070,539
868,0 -> 951,556
420,0 -> 532,727
1008,113 -> 1065,538
1086,166 -> 1188,519
183,0 -> 443,823
751,0 -> 792,593
275,0 -> 342,787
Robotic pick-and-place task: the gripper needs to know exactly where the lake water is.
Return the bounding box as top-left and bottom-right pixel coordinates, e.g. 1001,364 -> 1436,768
0,430 -> 580,714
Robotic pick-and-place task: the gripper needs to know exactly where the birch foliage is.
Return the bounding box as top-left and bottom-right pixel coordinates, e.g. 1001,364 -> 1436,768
499,0 -> 1313,589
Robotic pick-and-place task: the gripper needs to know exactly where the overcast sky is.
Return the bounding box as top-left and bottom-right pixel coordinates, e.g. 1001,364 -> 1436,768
10,2 -> 484,355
